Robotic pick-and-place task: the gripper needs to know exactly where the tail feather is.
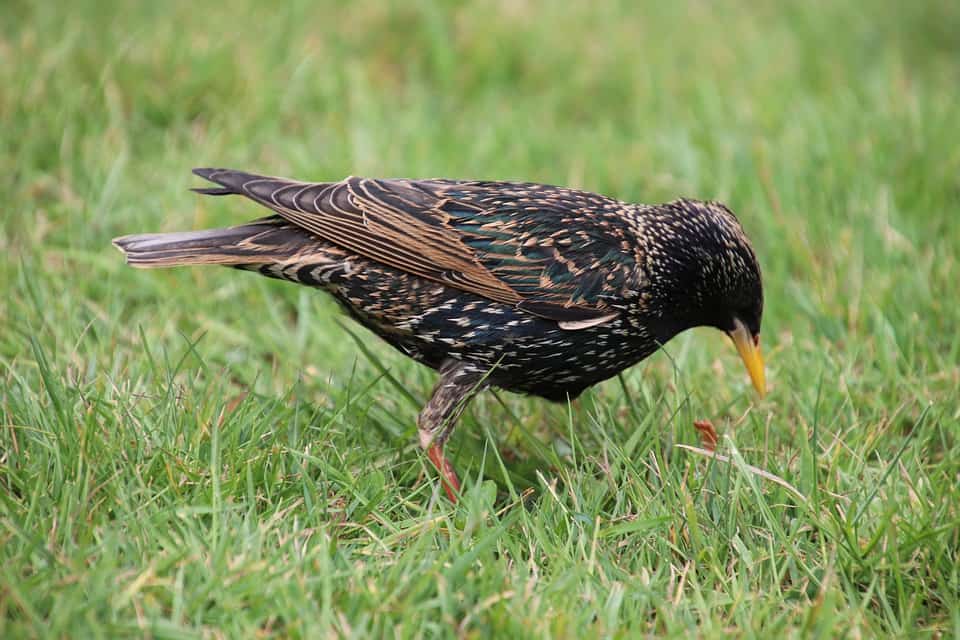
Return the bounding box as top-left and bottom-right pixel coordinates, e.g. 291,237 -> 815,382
114,168 -> 328,269
112,218 -> 295,268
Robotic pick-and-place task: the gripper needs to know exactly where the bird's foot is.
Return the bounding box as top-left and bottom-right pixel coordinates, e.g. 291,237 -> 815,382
426,443 -> 461,502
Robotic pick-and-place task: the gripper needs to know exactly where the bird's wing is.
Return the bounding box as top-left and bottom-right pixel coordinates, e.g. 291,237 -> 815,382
193,169 -> 639,327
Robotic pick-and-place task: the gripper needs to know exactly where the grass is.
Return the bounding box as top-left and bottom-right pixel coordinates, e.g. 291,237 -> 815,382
2,0 -> 959,636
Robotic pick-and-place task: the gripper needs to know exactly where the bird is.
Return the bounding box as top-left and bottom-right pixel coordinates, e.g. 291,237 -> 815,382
113,168 -> 766,502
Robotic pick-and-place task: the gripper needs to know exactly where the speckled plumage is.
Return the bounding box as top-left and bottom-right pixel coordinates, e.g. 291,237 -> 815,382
114,168 -> 765,501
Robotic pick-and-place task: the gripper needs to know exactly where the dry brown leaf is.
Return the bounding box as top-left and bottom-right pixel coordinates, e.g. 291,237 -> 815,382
693,419 -> 718,452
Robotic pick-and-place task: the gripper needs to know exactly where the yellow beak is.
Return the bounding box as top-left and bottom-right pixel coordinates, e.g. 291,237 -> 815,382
728,319 -> 766,397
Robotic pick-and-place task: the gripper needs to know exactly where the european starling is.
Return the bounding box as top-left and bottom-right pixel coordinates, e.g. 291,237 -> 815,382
114,168 -> 765,501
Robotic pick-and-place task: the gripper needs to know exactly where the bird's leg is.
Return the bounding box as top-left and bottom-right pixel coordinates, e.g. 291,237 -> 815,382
418,361 -> 487,502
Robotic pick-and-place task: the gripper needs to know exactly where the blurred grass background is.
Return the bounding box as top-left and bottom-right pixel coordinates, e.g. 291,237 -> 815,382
1,0 -> 959,637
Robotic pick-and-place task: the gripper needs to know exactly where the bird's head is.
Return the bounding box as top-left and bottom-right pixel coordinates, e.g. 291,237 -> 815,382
635,199 -> 765,396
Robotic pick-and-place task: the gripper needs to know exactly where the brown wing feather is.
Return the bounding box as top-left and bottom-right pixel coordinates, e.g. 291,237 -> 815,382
194,169 -> 623,324
274,178 -> 524,305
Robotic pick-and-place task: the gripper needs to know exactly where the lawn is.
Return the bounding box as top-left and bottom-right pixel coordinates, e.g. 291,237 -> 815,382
2,0 -> 959,637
